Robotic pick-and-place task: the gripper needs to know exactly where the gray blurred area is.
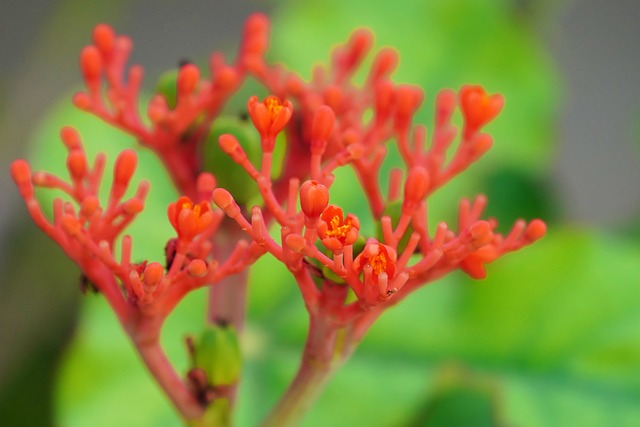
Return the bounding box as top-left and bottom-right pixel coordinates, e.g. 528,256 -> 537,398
550,0 -> 640,226
0,0 -> 638,425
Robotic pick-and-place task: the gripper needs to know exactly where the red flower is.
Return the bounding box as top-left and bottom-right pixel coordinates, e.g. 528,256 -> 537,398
247,95 -> 293,150
168,196 -> 213,242
317,205 -> 360,251
352,241 -> 396,284
459,85 -> 504,137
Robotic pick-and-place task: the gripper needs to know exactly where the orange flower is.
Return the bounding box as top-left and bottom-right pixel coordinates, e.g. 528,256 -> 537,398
247,95 -> 293,150
167,196 -> 213,241
352,241 -> 396,284
317,205 -> 360,251
459,85 -> 504,137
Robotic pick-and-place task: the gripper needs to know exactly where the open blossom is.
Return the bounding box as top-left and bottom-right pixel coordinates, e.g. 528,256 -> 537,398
352,241 -> 397,285
168,196 -> 214,242
247,95 -> 293,149
317,205 -> 360,251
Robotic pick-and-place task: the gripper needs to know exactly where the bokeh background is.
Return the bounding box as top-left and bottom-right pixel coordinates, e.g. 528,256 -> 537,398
1,0 -> 639,426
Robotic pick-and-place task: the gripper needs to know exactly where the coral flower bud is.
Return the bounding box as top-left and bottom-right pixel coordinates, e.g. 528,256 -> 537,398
300,180 -> 329,219
242,13 -> 270,57
123,198 -> 144,215
187,259 -> 208,278
213,66 -> 238,92
143,262 -> 164,289
435,89 -> 456,127
467,220 -> 494,249
335,28 -> 373,72
460,246 -> 498,280
61,215 -> 82,236
369,48 -> 398,82
212,188 -> 241,219
67,150 -> 87,181
394,85 -> 423,131
375,80 -> 395,119
197,172 -> 217,196
177,63 -> 200,97
471,134 -> 493,156
459,85 -> 504,136
61,126 -> 82,150
525,219 -> 547,242
285,234 -> 308,253
218,134 -> 247,163
80,46 -> 102,83
403,166 -> 430,213
93,24 -> 115,55
10,159 -> 33,189
80,196 -> 100,217
114,149 -> 137,188
311,106 -> 335,153
72,93 -> 92,111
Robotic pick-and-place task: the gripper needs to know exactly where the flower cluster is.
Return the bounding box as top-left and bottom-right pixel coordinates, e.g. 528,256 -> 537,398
10,13 -> 546,426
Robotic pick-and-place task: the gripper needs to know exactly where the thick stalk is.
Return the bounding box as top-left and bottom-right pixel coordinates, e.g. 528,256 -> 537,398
131,316 -> 205,421
206,224 -> 250,414
208,223 -> 249,330
260,313 -> 345,427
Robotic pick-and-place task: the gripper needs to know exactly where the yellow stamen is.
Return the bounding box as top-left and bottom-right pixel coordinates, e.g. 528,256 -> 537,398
264,96 -> 283,120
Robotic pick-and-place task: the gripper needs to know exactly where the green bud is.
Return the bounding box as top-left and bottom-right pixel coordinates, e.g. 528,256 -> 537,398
155,69 -> 179,109
193,323 -> 241,387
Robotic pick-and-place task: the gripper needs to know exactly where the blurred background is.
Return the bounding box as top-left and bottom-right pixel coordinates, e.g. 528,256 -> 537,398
1,0 -> 639,426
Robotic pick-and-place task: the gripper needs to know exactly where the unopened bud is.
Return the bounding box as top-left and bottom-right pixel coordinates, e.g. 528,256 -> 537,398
436,89 -> 456,126
123,198 -> 144,215
300,180 -> 329,219
80,196 -> 100,217
468,220 -> 493,248
61,126 -> 82,150
218,133 -> 247,163
61,215 -> 82,236
10,159 -> 32,189
471,134 -> 493,156
80,46 -> 102,82
67,150 -> 87,181
177,63 -> 200,97
114,149 -> 137,187
403,166 -> 430,213
187,259 -> 208,277
525,219 -> 547,242
143,262 -> 164,289
370,48 -> 398,82
285,234 -> 307,253
93,24 -> 115,55
212,188 -> 241,218
311,106 -> 335,152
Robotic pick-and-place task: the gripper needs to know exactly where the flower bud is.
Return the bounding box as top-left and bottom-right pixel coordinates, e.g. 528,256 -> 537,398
80,46 -> 102,83
93,24 -> 115,55
525,219 -> 547,242
300,180 -> 329,219
193,323 -> 242,387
